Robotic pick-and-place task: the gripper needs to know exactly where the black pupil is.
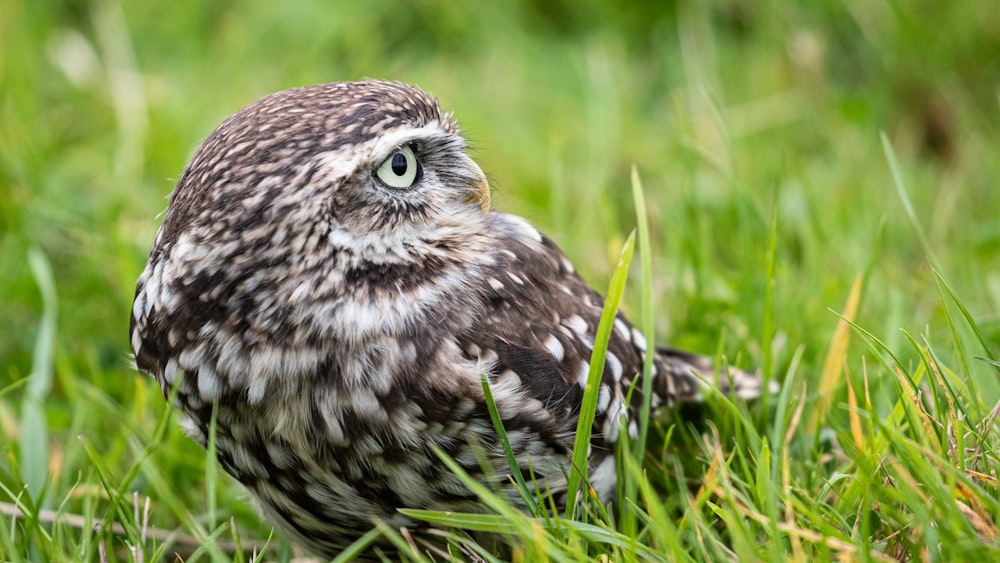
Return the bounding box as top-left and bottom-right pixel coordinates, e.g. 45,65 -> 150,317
390,152 -> 408,176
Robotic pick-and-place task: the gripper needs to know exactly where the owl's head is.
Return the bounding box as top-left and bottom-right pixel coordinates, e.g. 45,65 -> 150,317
132,81 -> 494,386
160,80 -> 489,251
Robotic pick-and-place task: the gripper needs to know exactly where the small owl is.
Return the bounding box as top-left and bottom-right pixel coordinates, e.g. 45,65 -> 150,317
130,80 -> 765,557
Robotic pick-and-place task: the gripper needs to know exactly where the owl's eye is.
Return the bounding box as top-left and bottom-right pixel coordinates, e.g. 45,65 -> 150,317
375,145 -> 420,189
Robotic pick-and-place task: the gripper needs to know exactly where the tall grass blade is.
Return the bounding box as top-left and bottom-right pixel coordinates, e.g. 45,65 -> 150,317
481,372 -> 538,514
881,132 -> 940,269
934,270 -> 998,366
761,206 -> 779,400
565,230 -> 635,520
20,248 -> 58,509
206,401 -> 219,529
622,166 -> 654,537
808,275 -> 862,435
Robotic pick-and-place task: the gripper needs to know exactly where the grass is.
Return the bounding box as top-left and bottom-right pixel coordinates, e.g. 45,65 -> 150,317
2,0 -> 999,560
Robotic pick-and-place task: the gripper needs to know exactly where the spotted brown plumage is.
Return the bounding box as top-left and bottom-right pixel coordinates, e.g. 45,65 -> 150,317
130,80 -> 766,557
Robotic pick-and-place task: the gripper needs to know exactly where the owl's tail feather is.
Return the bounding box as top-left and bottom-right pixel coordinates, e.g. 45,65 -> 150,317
652,346 -> 774,406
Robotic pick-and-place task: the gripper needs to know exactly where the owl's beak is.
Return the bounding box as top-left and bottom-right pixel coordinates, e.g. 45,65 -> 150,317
464,156 -> 491,214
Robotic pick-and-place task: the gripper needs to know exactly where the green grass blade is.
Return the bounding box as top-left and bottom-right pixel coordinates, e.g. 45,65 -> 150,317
0,377 -> 30,398
480,372 -> 539,514
20,248 -> 58,510
399,510 -> 519,533
622,166 -> 654,538
934,269 -> 998,365
206,401 -> 220,529
427,445 -> 532,531
881,132 -> 940,270
933,275 -> 975,387
565,230 -> 635,520
330,527 -> 386,563
761,206 -> 778,404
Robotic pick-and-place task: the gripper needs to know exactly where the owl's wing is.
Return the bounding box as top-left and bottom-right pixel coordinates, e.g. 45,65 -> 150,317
460,213 -> 764,447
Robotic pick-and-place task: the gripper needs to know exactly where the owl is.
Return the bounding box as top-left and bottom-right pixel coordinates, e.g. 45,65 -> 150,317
130,80 -> 765,557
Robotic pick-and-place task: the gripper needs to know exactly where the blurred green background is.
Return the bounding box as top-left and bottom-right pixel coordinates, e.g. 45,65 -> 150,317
1,0 -> 999,556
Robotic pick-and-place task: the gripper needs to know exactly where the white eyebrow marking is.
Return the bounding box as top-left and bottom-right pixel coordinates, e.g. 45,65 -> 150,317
316,123 -> 450,183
